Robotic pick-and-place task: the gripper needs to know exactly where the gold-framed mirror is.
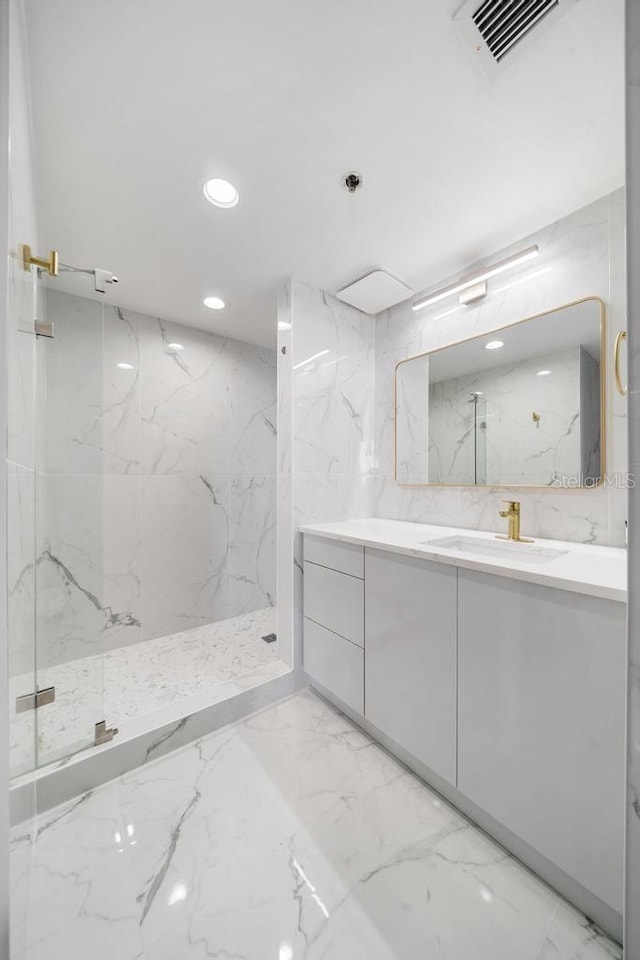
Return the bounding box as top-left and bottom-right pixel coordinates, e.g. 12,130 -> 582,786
394,297 -> 606,488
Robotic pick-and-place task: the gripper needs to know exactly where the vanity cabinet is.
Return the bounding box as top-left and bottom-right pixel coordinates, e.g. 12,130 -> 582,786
300,524 -> 626,933
457,568 -> 626,912
302,536 -> 364,714
365,548 -> 457,785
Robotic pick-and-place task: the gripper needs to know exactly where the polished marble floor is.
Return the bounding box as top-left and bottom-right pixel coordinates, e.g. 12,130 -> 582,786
11,607 -> 285,772
9,689 -> 620,960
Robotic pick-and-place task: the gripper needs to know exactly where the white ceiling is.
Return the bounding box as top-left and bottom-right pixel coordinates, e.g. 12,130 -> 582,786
25,0 -> 624,348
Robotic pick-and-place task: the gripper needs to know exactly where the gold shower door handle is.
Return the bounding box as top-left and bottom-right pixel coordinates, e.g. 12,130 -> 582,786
614,330 -> 627,397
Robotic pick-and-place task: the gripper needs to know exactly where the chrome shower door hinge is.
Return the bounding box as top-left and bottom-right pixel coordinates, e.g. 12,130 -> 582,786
35,319 -> 55,338
94,720 -> 119,746
15,686 -> 56,713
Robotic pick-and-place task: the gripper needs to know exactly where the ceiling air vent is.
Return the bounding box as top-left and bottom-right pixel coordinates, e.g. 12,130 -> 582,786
454,0 -> 581,74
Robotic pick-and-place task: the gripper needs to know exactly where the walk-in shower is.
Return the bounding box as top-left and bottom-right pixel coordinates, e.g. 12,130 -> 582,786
8,260 -> 288,785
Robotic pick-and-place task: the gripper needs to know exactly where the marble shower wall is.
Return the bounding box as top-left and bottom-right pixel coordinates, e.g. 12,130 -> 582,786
35,288 -> 276,669
276,280 -> 375,666
375,189 -> 627,546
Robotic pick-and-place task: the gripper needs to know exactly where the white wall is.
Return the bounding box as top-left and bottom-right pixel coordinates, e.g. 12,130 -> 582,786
375,190 -> 627,545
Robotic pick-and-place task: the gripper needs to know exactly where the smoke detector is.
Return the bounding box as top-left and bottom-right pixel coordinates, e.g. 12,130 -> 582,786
337,268 -> 413,315
454,0 -> 581,75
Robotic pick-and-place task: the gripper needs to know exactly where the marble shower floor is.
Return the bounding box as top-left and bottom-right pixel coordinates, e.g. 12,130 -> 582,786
11,607 -> 287,772
10,689 -> 621,960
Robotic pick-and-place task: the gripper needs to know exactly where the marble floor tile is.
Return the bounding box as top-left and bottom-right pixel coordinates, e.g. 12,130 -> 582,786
10,607 -> 281,772
10,689 -> 622,960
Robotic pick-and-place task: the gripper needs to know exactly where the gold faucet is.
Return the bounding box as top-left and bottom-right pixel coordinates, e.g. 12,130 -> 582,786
497,500 -> 533,543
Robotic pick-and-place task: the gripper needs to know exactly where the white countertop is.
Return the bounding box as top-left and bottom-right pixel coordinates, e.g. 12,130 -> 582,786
300,518 -> 627,603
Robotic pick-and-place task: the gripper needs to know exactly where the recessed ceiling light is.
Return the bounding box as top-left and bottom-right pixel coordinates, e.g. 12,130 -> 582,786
203,178 -> 239,208
203,296 -> 225,310
117,362 -> 135,370
485,340 -> 504,350
168,342 -> 184,351
537,369 -> 551,376
278,320 -> 292,331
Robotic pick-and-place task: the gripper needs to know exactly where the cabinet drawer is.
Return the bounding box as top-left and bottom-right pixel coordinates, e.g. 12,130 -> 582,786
304,618 -> 364,714
303,534 -> 364,578
303,561 -> 364,646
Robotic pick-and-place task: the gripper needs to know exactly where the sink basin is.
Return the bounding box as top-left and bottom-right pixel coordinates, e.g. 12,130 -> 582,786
421,535 -> 568,565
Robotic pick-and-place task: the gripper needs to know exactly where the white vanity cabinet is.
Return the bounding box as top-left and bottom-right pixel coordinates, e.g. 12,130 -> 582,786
302,535 -> 364,713
457,568 -> 626,913
364,548 -> 457,785
300,521 -> 627,936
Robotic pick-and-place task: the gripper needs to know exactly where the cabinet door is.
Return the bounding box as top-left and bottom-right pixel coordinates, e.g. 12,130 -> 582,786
365,548 -> 457,785
304,618 -> 364,714
458,569 -> 625,912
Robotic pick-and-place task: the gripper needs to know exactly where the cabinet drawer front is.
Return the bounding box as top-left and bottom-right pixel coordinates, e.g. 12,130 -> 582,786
303,534 -> 364,578
304,561 -> 364,646
304,618 -> 364,714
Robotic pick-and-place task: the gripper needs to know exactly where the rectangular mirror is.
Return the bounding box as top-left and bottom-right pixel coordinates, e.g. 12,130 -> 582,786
395,298 -> 605,487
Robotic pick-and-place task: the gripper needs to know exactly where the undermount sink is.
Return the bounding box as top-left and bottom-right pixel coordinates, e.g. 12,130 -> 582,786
421,535 -> 568,565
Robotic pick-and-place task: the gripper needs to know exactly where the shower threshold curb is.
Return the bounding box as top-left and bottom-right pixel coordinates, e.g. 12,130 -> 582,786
10,667 -> 302,824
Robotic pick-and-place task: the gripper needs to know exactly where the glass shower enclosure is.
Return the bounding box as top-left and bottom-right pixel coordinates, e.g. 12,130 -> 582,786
9,265 -> 111,777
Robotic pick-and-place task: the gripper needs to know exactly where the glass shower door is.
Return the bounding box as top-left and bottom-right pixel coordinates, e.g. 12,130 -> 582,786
33,275 -> 108,767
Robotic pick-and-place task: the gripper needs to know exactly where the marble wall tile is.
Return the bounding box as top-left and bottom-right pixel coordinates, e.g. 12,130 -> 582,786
374,190 -> 627,546
229,475 -> 276,615
36,473 -> 106,667
40,289 -> 104,475
228,339 -> 277,477
102,476 -> 142,650
276,283 -> 294,666
293,282 -> 376,479
140,315 -> 229,477
7,464 -> 35,679
101,304 -> 141,475
140,474 -> 230,640
276,280 -> 376,669
25,289 -> 277,674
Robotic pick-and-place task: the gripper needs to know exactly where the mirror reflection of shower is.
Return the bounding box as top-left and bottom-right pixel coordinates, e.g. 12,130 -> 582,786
468,392 -> 487,485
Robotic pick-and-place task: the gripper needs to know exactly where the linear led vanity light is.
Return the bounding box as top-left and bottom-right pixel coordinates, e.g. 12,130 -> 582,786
412,245 -> 540,312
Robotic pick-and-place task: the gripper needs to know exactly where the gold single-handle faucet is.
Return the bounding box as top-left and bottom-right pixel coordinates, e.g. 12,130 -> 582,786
497,500 -> 534,543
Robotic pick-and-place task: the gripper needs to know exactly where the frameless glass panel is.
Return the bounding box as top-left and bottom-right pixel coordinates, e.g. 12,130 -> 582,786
7,246 -> 38,780
34,278 -> 106,766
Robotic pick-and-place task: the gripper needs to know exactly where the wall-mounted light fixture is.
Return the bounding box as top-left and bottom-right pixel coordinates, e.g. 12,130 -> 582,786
412,244 -> 539,312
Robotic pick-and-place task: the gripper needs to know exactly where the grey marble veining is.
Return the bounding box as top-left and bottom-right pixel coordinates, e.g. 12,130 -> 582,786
9,690 -> 621,960
29,288 -> 277,672
277,280 -> 376,668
